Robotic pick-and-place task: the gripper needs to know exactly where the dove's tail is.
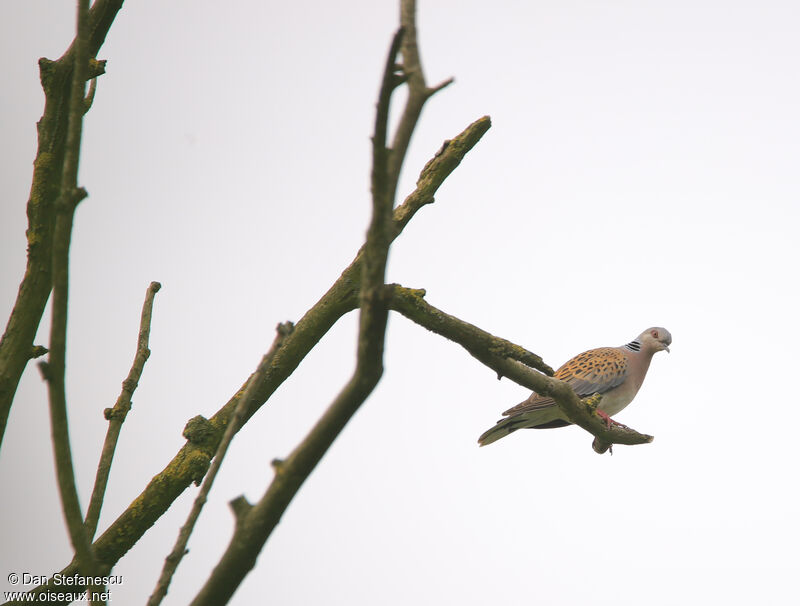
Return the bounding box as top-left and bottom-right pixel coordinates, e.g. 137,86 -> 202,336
477,411 -> 571,446
477,417 -> 525,447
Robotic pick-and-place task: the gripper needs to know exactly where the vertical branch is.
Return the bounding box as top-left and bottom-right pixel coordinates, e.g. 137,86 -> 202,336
84,281 -> 161,540
0,0 -> 124,452
386,0 -> 454,202
188,25 -> 408,606
37,0 -> 100,599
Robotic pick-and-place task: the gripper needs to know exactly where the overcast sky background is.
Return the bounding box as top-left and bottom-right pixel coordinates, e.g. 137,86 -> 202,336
2,1 -> 799,604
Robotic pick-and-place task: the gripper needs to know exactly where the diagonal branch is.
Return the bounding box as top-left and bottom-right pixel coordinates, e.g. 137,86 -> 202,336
84,281 -> 161,540
387,285 -> 554,376
393,115 -> 490,236
388,285 -> 654,451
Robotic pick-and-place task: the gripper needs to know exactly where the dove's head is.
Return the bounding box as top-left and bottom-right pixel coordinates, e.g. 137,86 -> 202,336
639,327 -> 672,353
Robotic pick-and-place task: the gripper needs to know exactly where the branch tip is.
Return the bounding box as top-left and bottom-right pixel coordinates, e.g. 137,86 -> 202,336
425,76 -> 454,98
29,345 -> 49,359
230,496 -> 252,520
87,57 -> 106,79
276,321 -> 295,338
56,186 -> 88,212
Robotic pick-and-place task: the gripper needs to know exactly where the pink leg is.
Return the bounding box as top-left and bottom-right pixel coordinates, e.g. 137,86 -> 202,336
596,410 -> 629,430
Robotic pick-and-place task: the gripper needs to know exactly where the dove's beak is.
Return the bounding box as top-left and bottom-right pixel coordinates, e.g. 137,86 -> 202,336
664,345 -> 670,353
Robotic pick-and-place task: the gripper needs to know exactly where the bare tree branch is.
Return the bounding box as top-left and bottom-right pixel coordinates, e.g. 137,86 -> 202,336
13,93 -> 491,606
388,286 -> 554,375
35,2 -> 105,604
386,0 -> 454,204
393,115 -> 490,235
146,322 -> 294,606
84,281 -> 161,540
189,26 -> 406,606
0,0 -> 125,452
388,285 -> 654,450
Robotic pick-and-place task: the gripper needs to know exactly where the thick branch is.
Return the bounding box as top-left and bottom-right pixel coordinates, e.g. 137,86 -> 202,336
388,285 -> 654,449
84,281 -> 161,540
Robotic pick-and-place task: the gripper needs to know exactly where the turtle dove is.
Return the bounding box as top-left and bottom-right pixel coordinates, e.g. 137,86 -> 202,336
478,327 -> 672,446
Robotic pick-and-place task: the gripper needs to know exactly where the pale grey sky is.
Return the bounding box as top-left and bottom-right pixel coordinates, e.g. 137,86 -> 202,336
2,1 -> 799,605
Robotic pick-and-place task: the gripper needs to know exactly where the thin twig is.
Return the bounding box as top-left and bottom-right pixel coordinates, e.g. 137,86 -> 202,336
84,281 -> 161,540
386,0 -> 453,202
393,114 -> 490,232
146,322 -> 294,606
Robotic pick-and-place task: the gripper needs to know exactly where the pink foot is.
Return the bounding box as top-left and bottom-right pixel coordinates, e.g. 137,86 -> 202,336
596,410 -> 629,431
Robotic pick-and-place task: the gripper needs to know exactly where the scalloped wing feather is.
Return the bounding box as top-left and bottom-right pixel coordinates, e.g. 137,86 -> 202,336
502,347 -> 628,417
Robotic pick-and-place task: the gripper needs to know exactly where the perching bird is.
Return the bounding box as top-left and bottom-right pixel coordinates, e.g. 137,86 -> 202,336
478,327 -> 672,446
